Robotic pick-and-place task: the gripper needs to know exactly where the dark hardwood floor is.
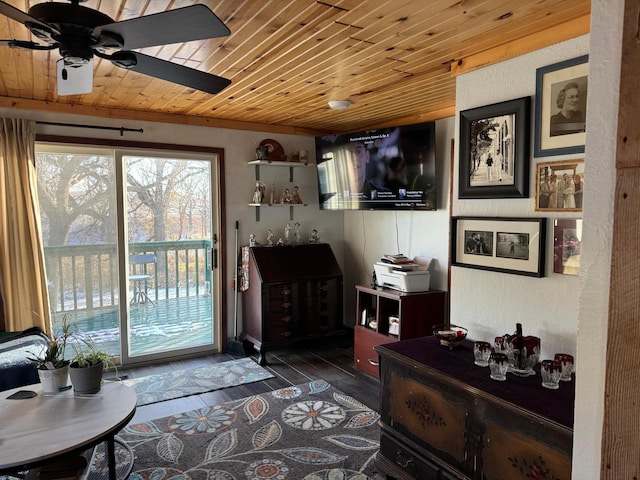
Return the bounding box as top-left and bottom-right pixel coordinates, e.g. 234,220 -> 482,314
116,338 -> 381,425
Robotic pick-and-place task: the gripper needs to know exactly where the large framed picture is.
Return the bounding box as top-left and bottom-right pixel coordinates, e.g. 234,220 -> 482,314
451,216 -> 546,277
459,96 -> 531,199
534,55 -> 588,157
553,218 -> 582,276
535,159 -> 584,211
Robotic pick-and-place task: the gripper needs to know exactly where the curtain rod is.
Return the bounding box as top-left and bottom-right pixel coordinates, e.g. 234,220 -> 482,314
37,121 -> 144,136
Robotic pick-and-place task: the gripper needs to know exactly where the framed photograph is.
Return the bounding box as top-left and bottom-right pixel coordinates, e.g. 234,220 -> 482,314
535,159 -> 584,211
451,216 -> 546,277
459,96 -> 531,199
534,55 -> 589,157
553,218 -> 582,275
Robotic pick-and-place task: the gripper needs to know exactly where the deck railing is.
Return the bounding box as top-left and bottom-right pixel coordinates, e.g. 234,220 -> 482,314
45,240 -> 212,312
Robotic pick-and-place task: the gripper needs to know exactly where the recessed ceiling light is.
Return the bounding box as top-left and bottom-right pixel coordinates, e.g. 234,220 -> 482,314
328,100 -> 351,110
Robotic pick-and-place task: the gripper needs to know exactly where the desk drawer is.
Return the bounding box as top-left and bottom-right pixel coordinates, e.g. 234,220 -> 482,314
354,326 -> 390,377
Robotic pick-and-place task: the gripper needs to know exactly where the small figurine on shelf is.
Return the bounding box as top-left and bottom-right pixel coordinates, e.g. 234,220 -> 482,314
294,222 -> 301,244
266,229 -> 274,246
249,233 -> 258,247
309,229 -> 319,244
291,185 -> 303,204
276,237 -> 285,246
256,145 -> 269,160
269,183 -> 274,204
279,188 -> 293,204
284,222 -> 291,245
252,182 -> 262,204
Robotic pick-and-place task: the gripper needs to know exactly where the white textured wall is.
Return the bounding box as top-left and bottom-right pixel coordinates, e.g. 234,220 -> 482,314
452,36 -> 590,360
572,0 -> 621,477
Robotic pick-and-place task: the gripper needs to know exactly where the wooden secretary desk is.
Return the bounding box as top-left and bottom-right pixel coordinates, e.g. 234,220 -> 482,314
241,244 -> 344,365
375,336 -> 574,480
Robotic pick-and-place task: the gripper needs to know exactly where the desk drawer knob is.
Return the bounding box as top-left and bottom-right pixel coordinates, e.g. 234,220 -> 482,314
395,451 -> 414,470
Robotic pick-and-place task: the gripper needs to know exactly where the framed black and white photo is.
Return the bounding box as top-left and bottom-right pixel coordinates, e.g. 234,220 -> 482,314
535,159 -> 584,212
534,55 -> 588,157
459,97 -> 531,199
553,218 -> 582,276
451,217 -> 546,277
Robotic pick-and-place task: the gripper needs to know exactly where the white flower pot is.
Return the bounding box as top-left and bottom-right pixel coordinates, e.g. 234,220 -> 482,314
37,364 -> 69,393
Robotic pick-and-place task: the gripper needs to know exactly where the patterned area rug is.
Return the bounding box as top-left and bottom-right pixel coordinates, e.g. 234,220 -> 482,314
123,357 -> 274,406
85,440 -> 134,480
91,380 -> 380,480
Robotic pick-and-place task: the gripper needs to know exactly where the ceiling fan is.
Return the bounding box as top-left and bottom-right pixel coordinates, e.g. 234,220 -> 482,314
0,0 -> 232,95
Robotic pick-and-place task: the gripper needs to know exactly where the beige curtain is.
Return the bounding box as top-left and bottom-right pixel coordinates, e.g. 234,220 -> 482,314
0,118 -> 51,334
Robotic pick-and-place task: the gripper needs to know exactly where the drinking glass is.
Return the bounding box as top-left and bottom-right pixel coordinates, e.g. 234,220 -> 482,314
473,341 -> 492,367
489,352 -> 509,381
541,360 -> 562,389
554,353 -> 574,381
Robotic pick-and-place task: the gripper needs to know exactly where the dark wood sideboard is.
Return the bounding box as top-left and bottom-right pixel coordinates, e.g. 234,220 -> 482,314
241,244 -> 344,365
375,336 -> 574,480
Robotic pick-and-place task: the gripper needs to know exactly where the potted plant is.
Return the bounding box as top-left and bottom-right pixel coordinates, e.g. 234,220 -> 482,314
68,333 -> 114,395
28,318 -> 72,393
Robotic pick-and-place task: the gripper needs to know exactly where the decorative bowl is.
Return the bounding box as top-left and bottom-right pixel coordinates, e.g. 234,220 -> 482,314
500,334 -> 540,377
433,324 -> 468,349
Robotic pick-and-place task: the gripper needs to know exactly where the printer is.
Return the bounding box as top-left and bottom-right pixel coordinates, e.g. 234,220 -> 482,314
374,256 -> 432,292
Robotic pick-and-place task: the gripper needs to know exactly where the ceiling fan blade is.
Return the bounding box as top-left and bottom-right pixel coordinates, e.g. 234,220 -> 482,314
0,1 -> 59,35
94,5 -> 230,50
110,51 -> 231,94
0,39 -> 56,50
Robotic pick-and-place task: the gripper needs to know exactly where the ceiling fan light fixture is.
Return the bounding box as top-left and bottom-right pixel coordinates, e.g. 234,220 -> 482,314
56,57 -> 93,95
328,100 -> 351,110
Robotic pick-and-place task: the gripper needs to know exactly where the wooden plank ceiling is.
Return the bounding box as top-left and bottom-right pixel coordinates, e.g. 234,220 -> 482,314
0,0 -> 591,135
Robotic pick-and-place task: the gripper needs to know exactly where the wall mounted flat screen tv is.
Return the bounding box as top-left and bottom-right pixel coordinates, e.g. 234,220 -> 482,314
315,121 -> 436,210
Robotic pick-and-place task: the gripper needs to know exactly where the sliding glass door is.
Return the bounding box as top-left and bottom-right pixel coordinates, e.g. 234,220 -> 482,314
121,153 -> 217,361
36,143 -> 221,365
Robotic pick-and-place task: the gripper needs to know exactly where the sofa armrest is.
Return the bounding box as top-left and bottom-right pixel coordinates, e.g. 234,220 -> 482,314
0,327 -> 51,391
